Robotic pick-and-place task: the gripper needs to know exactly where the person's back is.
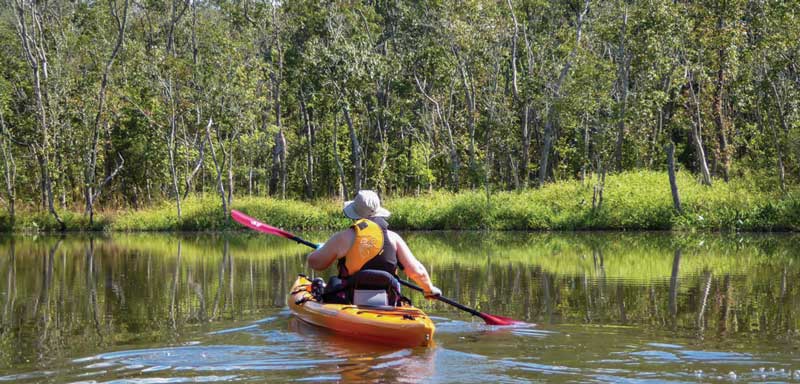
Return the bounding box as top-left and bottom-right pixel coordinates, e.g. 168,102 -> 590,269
307,190 -> 441,304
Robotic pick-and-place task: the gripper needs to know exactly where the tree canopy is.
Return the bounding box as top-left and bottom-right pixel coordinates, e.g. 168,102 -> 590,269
0,0 -> 798,225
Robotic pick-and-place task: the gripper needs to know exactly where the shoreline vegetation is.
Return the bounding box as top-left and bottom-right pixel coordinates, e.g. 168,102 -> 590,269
2,172 -> 797,233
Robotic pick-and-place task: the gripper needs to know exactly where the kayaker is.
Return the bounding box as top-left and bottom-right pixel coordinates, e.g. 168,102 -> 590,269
307,190 -> 442,303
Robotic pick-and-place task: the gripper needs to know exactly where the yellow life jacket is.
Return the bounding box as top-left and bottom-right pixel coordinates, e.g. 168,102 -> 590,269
338,218 -> 397,277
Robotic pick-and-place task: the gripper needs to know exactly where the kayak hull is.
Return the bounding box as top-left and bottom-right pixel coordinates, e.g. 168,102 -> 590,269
288,275 -> 435,347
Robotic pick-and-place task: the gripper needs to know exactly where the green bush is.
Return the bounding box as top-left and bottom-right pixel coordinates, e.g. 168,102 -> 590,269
1,171 -> 797,232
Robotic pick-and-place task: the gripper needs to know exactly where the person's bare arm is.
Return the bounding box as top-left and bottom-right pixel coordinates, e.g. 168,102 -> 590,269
391,231 -> 438,294
307,229 -> 354,270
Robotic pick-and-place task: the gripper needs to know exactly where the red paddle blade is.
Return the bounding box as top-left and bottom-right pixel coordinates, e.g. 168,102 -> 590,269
231,209 -> 295,239
478,313 -> 526,326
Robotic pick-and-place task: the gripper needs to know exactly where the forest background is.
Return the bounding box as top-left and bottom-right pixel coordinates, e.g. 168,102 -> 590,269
0,0 -> 798,232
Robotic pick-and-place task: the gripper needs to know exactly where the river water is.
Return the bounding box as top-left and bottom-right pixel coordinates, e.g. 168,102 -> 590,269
0,232 -> 799,383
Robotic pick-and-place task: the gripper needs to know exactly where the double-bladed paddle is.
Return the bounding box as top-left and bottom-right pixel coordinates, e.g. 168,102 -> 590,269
230,209 -> 524,326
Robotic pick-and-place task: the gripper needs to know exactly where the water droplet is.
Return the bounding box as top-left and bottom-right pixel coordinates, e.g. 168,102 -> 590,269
727,371 -> 737,380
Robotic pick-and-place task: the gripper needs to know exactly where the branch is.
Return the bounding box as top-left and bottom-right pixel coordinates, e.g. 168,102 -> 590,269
92,153 -> 124,201
183,118 -> 210,198
0,111 -> 34,147
120,95 -> 162,128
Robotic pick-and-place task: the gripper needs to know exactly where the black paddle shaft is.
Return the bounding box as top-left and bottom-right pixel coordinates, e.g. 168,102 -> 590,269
291,235 -> 318,250
396,278 -> 483,318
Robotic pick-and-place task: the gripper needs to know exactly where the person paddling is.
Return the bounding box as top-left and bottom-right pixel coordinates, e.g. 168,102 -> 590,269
307,190 -> 441,304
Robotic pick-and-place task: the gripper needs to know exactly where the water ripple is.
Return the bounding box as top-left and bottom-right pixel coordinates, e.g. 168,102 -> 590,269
74,345 -> 346,374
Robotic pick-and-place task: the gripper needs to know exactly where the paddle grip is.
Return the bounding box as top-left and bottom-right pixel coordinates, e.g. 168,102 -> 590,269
292,236 -> 319,250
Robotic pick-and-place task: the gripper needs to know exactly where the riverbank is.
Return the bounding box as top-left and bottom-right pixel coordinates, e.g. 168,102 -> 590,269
2,171 -> 798,232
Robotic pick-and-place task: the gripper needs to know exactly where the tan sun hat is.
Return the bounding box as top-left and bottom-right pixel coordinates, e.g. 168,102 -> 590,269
343,190 -> 391,220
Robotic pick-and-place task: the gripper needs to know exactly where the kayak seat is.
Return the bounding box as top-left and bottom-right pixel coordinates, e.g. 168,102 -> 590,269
350,269 -> 401,307
321,269 -> 410,307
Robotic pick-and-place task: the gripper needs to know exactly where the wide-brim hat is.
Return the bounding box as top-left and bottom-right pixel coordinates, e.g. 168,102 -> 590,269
343,190 -> 391,220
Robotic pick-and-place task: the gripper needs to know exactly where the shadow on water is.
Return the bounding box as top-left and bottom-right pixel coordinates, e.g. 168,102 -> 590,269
0,232 -> 799,382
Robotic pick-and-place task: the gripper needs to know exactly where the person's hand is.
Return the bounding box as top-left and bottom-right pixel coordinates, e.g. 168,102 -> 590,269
315,242 -> 325,250
424,286 -> 442,300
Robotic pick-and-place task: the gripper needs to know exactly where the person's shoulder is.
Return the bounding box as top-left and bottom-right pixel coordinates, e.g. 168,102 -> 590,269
386,230 -> 404,243
333,227 -> 356,240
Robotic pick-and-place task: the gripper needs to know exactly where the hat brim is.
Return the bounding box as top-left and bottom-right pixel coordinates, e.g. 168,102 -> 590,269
343,200 -> 391,220
343,201 -> 360,220
373,207 -> 391,218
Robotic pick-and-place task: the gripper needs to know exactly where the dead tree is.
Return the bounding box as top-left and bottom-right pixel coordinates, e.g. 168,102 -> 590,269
85,0 -> 129,226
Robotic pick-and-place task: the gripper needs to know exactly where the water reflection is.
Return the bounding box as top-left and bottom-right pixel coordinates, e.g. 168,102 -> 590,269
0,232 -> 798,382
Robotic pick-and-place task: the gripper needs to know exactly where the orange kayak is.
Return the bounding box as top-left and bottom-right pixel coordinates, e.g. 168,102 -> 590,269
288,275 -> 435,347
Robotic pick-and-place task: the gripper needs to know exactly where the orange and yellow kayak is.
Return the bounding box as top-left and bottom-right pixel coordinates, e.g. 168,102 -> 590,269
288,275 -> 435,347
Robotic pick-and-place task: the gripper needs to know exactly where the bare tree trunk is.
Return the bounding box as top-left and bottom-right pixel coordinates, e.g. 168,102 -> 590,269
768,79 -> 793,186
414,74 -> 460,191
508,150 -> 519,190
614,7 -> 629,172
269,130 -> 282,197
374,82 -> 391,193
299,90 -> 314,198
12,0 -> 65,230
269,3 -> 286,199
85,0 -> 129,226
184,134 -> 206,199
0,112 -> 16,227
453,46 -> 477,188
592,160 -> 605,210
166,0 -> 188,56
713,14 -> 730,182
539,0 -> 590,187
520,107 -> 532,188
686,73 -> 713,186
205,118 -> 228,216
333,114 -> 349,200
665,142 -> 682,214
342,103 -> 361,192
279,132 -> 286,200
167,100 -> 182,218
227,135 -> 234,209
507,0 -> 534,188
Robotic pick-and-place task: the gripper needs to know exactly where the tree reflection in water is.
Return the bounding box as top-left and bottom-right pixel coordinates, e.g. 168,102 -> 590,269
0,232 -> 797,375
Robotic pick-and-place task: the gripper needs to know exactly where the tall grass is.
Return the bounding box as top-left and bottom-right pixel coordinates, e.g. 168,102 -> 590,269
390,171 -> 799,231
0,171 -> 797,232
112,195 -> 350,231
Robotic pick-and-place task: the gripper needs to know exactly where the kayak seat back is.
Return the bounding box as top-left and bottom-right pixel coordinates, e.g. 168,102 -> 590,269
350,269 -> 402,306
353,289 -> 389,306
322,269 -> 409,307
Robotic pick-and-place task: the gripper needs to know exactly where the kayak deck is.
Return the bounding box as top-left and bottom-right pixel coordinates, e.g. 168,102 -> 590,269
288,275 -> 435,347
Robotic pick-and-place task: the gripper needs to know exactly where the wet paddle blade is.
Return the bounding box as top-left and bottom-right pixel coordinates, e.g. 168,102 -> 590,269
478,313 -> 526,326
231,209 -> 295,239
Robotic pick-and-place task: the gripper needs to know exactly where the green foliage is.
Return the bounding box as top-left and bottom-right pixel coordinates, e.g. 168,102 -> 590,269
0,171 -> 790,232
0,209 -> 109,232
0,0 -> 798,227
